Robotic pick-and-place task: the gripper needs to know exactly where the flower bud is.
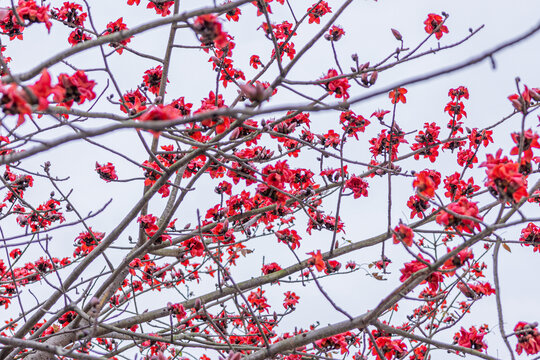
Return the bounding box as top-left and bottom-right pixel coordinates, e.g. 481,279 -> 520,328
369,71 -> 378,85
529,88 -> 540,101
391,28 -> 402,41
361,72 -> 369,85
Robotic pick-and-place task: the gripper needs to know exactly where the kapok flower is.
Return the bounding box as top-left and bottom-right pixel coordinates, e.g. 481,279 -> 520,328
510,129 -> 540,164
55,70 -> 96,109
424,13 -> 448,40
389,88 -> 407,104
514,321 -> 540,355
103,18 -> 132,54
413,170 -> 441,198
393,223 -> 414,246
321,69 -> 350,99
307,1 -> 331,24
137,104 -> 180,136
399,254 -> 430,283
95,162 -> 118,182
344,175 -> 369,198
435,197 -> 482,233
519,223 -> 540,252
453,326 -> 487,352
480,149 -> 528,203
307,250 -> 326,272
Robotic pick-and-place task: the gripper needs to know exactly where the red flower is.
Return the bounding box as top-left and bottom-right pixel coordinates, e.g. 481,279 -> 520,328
276,228 -> 301,249
399,254 -> 429,283
322,129 -> 342,148
103,17 -> 132,54
321,69 -> 350,99
250,55 -> 262,69
448,86 -> 469,100
519,223 -> 540,252
344,175 -> 369,198
371,336 -> 407,360
393,223 -> 414,247
193,14 -> 229,49
340,111 -> 370,139
407,195 -> 430,219
307,250 -> 326,272
514,322 -> 540,355
453,326 -> 487,352
147,1 -> 174,17
389,88 -> 407,104
182,237 -> 205,257
68,28 -> 92,46
445,101 -> 467,120
480,149 -> 528,203
15,0 -> 52,32
224,3 -> 241,22
510,129 -> 540,164
424,13 -> 448,40
283,291 -> 300,310
120,89 -> 147,114
52,2 -> 87,26
0,83 -> 32,126
262,262 -> 282,275
307,1 -> 332,24
435,197 -> 482,233
247,288 -> 270,313
371,109 -> 390,121
413,170 -> 441,198
74,228 -> 105,256
411,122 -> 441,162
456,149 -> 478,168
143,65 -> 165,95
137,105 -> 181,136
327,26 -> 345,41
95,162 -> 118,182
55,70 -> 96,109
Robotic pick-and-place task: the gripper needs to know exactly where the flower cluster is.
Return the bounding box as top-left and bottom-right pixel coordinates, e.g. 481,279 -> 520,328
340,111 -> 370,139
435,197 -> 482,233
411,122 -> 441,162
453,326 -> 487,352
514,321 -> 540,355
321,69 -> 350,99
519,223 -> 540,252
51,2 -> 91,45
480,149 -> 528,203
0,0 -> 52,40
73,228 -> 105,257
443,172 -> 479,200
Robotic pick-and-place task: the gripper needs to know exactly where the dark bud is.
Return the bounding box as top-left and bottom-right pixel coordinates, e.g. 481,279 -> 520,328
391,28 -> 402,41
361,72 -> 369,85
369,71 -> 378,85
